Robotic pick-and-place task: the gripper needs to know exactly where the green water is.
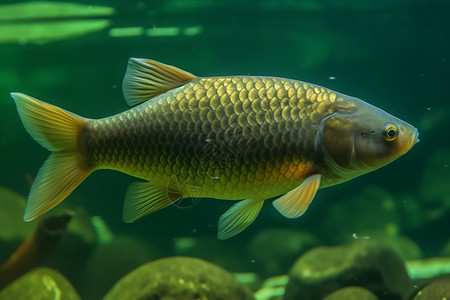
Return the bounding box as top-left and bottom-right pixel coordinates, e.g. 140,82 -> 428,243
0,0 -> 449,299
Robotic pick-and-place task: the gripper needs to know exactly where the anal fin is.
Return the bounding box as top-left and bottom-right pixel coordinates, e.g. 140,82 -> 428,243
272,174 -> 321,218
123,181 -> 182,223
217,199 -> 264,240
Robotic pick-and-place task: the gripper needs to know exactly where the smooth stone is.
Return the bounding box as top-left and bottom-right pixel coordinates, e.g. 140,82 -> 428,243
283,239 -> 413,300
413,277 -> 450,299
104,256 -> 254,300
322,286 -> 379,300
0,267 -> 80,300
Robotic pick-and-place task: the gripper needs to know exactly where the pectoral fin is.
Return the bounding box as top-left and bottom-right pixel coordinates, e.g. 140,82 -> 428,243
272,174 -> 321,218
217,199 -> 264,240
123,181 -> 182,223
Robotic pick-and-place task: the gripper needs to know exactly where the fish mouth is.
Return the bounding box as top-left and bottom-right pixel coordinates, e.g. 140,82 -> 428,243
411,127 -> 420,147
399,127 -> 419,156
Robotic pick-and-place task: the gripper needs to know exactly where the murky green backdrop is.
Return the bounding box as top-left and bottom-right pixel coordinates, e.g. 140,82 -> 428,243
0,0 -> 449,299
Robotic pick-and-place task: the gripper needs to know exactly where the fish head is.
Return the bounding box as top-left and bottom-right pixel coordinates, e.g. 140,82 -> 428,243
320,96 -> 419,175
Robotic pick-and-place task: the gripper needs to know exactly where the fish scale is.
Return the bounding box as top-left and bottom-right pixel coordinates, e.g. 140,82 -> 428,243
83,76 -> 336,200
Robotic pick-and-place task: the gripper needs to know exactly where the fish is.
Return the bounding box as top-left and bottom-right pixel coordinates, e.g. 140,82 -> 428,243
11,58 -> 419,239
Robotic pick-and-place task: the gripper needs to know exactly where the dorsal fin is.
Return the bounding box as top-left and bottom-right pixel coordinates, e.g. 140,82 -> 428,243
122,58 -> 197,106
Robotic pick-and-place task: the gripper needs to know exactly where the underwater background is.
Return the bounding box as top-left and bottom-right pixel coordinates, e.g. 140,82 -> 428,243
0,0 -> 449,299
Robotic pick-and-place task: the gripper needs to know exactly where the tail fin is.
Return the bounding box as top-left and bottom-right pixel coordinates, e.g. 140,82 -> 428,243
11,93 -> 92,221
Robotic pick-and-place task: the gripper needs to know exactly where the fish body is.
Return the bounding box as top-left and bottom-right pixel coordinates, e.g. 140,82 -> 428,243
86,76 -> 333,199
11,58 -> 419,239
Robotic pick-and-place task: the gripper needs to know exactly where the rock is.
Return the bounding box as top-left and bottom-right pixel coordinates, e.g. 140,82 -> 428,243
0,267 -> 80,300
104,256 -> 254,300
81,236 -> 160,299
413,278 -> 450,299
246,228 -> 320,277
283,239 -> 413,300
322,286 -> 379,300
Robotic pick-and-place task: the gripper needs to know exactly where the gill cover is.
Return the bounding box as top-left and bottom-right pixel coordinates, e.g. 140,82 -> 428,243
321,98 -> 418,173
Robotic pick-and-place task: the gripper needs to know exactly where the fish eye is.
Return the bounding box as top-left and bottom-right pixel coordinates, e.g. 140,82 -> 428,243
383,123 -> 398,141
